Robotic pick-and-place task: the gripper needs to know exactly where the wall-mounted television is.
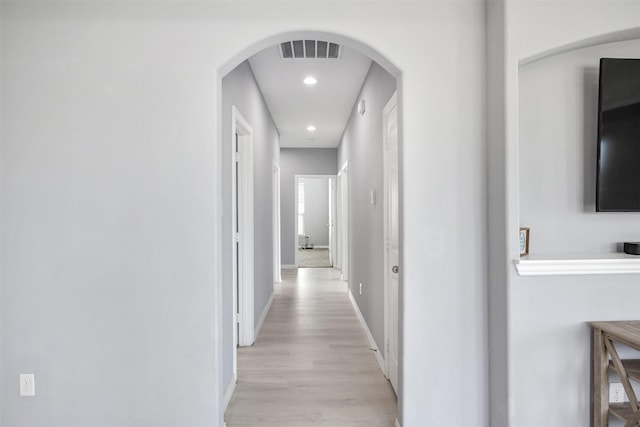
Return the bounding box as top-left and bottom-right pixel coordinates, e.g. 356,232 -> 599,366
596,58 -> 640,212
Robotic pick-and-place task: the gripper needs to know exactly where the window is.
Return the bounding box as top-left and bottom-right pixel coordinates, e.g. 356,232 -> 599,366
298,182 -> 305,235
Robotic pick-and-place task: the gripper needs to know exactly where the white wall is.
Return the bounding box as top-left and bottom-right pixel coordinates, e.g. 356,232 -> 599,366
0,3 -> 4,421
299,177 -> 330,247
487,1 -> 640,426
221,60 -> 280,397
1,2 -> 488,426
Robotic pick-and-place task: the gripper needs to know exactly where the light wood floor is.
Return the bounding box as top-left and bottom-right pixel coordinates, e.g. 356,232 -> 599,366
225,268 -> 397,427
297,248 -> 332,268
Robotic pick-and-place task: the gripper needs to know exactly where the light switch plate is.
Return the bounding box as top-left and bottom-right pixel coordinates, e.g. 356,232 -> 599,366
358,99 -> 366,115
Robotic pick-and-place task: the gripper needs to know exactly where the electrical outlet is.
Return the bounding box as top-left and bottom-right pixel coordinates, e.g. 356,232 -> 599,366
359,283 -> 363,295
610,382 -> 626,403
19,374 -> 35,397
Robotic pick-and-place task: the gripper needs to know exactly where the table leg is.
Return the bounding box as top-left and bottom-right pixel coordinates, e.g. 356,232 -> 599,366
594,327 -> 609,427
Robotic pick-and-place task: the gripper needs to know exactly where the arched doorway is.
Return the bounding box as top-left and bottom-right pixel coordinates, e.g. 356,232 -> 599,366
216,30 -> 403,426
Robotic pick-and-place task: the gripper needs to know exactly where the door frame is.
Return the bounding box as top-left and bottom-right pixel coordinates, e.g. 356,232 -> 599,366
231,105 -> 255,363
337,161 -> 349,281
329,177 -> 337,268
294,174 -> 336,267
272,161 -> 281,283
383,91 -> 399,391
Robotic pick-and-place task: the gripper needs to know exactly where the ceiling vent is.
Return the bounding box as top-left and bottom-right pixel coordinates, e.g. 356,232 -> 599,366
280,40 -> 341,59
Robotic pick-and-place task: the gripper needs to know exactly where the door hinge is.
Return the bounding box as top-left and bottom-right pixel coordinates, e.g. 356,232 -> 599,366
234,152 -> 240,162
235,313 -> 240,323
235,232 -> 240,242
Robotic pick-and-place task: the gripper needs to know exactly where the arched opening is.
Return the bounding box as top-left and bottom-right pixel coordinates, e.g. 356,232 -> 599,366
218,31 -> 401,83
216,30 -> 404,426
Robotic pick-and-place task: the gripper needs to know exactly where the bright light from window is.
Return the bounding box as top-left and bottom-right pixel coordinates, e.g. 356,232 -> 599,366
298,182 -> 305,235
307,125 -> 316,132
303,76 -> 317,85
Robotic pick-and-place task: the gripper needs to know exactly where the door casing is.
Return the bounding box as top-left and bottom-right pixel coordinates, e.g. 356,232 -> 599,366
294,174 -> 336,268
383,91 -> 400,394
337,162 -> 349,281
272,162 -> 281,283
231,105 -> 255,370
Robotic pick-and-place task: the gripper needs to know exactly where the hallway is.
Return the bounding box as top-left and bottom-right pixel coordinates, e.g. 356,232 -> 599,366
225,268 -> 397,427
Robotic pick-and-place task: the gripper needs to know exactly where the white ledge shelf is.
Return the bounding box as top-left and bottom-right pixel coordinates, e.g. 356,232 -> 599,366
514,253 -> 640,276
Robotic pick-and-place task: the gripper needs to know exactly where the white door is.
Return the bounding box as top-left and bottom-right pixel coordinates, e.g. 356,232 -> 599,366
231,106 -> 255,360
272,163 -> 281,283
335,176 -> 342,271
337,163 -> 349,281
383,92 -> 399,394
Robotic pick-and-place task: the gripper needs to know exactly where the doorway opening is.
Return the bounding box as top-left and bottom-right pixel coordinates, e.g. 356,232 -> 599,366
219,30 -> 403,425
294,174 -> 336,268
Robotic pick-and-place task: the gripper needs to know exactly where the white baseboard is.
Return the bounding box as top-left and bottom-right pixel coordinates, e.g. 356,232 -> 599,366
255,291 -> 274,339
281,264 -> 297,269
395,419 -> 401,427
348,289 -> 386,375
223,373 -> 237,411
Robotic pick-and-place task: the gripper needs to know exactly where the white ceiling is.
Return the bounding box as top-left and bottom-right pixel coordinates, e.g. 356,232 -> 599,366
248,43 -> 372,148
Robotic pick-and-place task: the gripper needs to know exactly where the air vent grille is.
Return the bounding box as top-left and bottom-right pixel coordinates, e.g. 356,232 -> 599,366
280,40 -> 341,59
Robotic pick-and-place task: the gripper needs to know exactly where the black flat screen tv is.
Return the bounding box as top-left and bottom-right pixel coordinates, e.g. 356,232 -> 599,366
596,58 -> 640,212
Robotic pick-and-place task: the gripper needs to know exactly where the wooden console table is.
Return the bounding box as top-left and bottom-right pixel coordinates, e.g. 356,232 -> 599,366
591,321 -> 640,427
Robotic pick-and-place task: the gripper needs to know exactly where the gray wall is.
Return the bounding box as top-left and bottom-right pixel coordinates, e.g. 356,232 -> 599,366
519,40 -> 640,253
337,62 -> 396,353
487,2 -> 640,424
221,61 -> 280,393
6,2 -> 638,426
486,1 -> 508,425
300,177 -> 330,247
2,4 -> 223,426
511,38 -> 640,427
1,2 -> 491,426
280,148 -> 337,265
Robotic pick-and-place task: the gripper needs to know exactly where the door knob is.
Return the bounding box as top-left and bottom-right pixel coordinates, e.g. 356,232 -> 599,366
392,265 -> 399,274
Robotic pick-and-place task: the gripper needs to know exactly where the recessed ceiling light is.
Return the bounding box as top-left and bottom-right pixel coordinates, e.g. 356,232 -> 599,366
307,125 -> 316,132
303,76 -> 318,85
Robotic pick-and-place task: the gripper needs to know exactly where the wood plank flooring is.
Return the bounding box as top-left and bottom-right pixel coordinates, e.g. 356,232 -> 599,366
297,248 -> 332,268
225,268 -> 397,427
